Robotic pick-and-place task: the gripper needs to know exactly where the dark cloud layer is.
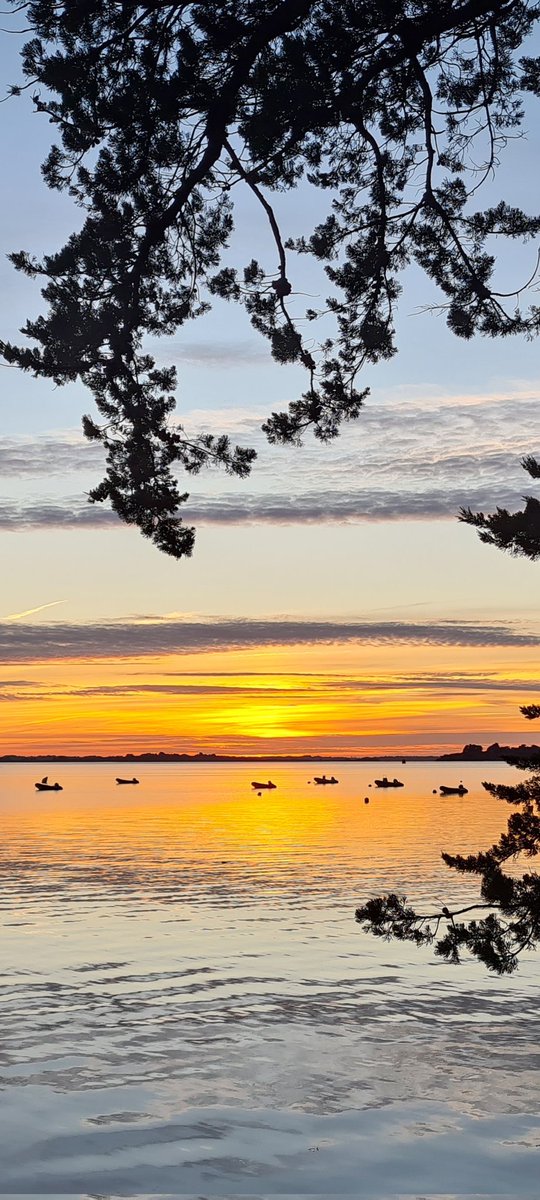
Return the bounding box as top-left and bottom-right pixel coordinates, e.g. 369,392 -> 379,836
0,501 -> 116,529
0,480 -> 528,531
0,394 -> 536,535
0,617 -> 537,663
0,437 -> 99,477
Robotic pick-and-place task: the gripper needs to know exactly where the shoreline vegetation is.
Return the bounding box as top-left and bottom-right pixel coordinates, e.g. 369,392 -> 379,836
1,743 -> 539,765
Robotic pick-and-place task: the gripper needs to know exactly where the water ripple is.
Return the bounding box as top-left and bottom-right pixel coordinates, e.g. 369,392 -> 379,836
1,761 -> 538,1194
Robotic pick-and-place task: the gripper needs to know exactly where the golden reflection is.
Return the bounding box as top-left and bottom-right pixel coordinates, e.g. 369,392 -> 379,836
4,773 -> 338,862
0,764 -> 516,894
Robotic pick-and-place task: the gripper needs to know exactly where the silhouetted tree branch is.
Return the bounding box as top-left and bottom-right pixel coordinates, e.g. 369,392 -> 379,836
460,457 -> 540,559
1,0 -> 540,553
358,462 -> 540,973
356,710 -> 540,973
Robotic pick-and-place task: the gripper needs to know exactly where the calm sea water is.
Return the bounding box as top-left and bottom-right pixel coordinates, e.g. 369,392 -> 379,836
0,761 -> 538,1197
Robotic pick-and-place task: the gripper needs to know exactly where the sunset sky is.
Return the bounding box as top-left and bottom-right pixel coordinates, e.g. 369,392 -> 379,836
1,35 -> 539,758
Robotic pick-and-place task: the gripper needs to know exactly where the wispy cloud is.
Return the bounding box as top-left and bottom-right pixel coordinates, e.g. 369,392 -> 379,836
169,339 -> 269,366
40,674 -> 540,699
0,616 -> 537,663
2,667 -> 539,708
65,682 -> 290,697
0,679 -> 37,688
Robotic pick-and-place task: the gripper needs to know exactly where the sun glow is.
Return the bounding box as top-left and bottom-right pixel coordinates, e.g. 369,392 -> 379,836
0,635 -> 538,757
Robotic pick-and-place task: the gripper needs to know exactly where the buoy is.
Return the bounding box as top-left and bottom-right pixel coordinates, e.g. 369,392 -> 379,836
432,789 -> 437,794
364,797 -> 369,804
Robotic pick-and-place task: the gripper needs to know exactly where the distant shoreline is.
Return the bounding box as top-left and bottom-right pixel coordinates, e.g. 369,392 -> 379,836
1,745 -> 538,765
0,753 -> 434,763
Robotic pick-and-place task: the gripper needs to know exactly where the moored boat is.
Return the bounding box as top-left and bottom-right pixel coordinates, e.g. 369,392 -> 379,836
251,780 -> 277,790
35,776 -> 63,792
374,777 -> 404,788
116,777 -> 139,785
439,784 -> 468,796
313,775 -> 338,785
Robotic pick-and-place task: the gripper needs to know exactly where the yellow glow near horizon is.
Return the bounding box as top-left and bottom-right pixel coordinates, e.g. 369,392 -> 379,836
0,636 -> 538,756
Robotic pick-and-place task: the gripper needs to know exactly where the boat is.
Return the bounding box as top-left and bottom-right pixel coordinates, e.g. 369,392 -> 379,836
251,780 -> 277,790
439,784 -> 468,796
35,776 -> 63,792
116,777 -> 139,785
374,777 -> 404,788
313,775 -> 338,785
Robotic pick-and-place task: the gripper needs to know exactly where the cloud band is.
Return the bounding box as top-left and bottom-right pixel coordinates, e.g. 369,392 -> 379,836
0,617 -> 537,662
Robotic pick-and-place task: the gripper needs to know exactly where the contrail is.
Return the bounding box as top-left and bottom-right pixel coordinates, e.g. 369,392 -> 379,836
356,600 -> 438,617
1,600 -> 68,622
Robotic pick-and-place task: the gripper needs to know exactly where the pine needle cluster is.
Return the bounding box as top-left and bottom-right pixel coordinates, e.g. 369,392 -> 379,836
2,1 -> 540,553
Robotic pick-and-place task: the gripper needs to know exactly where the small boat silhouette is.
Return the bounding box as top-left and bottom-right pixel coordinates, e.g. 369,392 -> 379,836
116,777 -> 139,785
35,776 -> 63,792
251,780 -> 277,790
374,777 -> 404,788
439,784 -> 468,796
313,775 -> 338,785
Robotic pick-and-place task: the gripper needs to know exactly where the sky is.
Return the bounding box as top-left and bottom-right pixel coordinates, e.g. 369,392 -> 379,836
0,27 -> 539,757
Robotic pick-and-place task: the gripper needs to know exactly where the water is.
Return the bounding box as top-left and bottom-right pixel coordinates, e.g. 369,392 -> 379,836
1,761 -> 538,1196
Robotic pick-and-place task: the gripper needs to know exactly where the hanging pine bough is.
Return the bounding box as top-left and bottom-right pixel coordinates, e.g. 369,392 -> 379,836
359,456 -> 540,973
2,1 -> 540,555
460,456 -> 540,559
356,707 -> 540,973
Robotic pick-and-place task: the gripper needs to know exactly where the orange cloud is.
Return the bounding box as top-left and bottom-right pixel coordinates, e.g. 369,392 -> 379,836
0,638 -> 538,757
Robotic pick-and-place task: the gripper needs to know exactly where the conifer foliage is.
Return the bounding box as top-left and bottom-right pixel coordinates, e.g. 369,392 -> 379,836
356,707 -> 540,972
2,1 -> 540,553
356,456 -> 540,973
460,457 -> 540,559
